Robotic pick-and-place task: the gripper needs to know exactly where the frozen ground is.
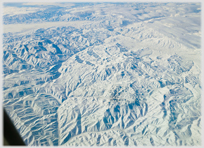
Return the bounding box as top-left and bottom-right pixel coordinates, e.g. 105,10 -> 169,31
3,2 -> 201,146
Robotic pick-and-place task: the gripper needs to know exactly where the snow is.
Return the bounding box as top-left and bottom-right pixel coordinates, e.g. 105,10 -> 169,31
3,2 -> 201,146
3,6 -> 45,16
3,21 -> 93,34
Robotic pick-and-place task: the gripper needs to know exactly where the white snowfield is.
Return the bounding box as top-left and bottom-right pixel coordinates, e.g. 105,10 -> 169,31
3,2 -> 201,146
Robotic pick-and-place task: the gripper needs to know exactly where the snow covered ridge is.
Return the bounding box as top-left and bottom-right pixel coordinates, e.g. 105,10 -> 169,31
3,3 -> 201,146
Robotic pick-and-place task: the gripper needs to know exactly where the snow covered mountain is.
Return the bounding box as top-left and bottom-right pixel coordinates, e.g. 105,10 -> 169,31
3,2 -> 201,146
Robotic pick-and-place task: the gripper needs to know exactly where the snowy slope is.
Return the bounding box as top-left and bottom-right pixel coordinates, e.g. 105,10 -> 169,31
3,2 -> 201,146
